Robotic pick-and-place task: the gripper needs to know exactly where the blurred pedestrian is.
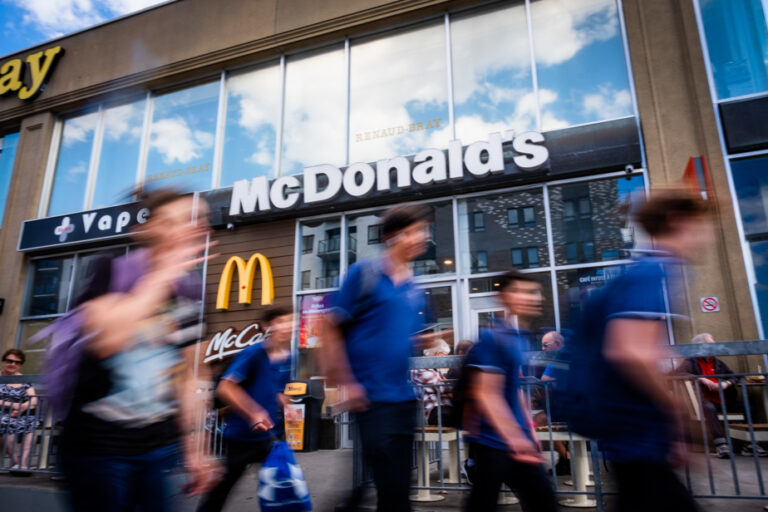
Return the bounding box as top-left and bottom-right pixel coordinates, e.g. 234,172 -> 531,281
57,189 -> 217,512
0,348 -> 38,474
323,203 -> 431,512
198,305 -> 295,511
566,189 -> 712,512
462,270 -> 557,512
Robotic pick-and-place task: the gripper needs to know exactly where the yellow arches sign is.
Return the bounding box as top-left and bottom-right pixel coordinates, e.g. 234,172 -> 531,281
216,253 -> 274,310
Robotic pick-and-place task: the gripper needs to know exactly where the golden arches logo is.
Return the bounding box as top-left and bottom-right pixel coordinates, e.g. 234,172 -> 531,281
216,254 -> 274,310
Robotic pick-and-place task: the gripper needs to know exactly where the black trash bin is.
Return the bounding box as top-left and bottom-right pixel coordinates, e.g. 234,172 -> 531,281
284,379 -> 324,452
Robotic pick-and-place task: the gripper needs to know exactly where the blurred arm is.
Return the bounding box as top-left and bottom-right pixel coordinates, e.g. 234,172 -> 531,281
603,318 -> 676,411
472,371 -> 539,461
217,379 -> 272,430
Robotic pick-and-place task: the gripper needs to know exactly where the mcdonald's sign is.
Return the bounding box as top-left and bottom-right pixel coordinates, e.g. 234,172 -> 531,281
216,253 -> 275,310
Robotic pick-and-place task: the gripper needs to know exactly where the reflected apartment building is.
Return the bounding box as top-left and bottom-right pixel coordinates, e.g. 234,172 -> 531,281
0,0 -> 765,380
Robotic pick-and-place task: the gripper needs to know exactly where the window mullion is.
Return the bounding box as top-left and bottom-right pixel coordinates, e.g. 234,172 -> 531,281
83,106 -> 105,210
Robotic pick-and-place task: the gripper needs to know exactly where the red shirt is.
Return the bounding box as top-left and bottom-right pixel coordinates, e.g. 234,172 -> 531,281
698,357 -> 721,403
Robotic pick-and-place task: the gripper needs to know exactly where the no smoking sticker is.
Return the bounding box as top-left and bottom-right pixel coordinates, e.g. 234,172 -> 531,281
700,297 -> 720,313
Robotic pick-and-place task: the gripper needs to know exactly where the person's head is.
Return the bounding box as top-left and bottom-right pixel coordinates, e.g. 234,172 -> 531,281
381,203 -> 432,262
497,270 -> 542,322
133,188 -> 210,253
2,349 -> 25,375
692,332 -> 715,344
541,331 -> 564,352
455,340 -> 474,356
634,188 -> 713,262
423,339 -> 451,357
263,304 -> 295,345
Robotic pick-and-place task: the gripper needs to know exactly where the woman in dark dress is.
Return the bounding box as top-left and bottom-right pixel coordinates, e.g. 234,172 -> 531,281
0,349 -> 38,472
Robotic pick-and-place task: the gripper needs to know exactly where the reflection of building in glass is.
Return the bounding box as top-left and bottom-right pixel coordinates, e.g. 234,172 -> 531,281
464,190 -> 548,273
300,222 -> 341,290
550,180 -> 627,266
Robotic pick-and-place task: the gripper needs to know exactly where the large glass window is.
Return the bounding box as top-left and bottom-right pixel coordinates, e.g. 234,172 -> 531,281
549,175 -> 644,265
349,22 -> 450,163
531,0 -> 632,130
48,112 -> 98,216
145,82 -> 219,192
299,218 -> 341,290
282,47 -> 346,173
451,2 -> 535,140
17,246 -> 131,372
731,156 -> 768,236
459,189 -> 549,274
699,0 -> 768,100
221,63 -> 281,185
92,100 -> 146,209
0,132 -> 19,225
415,202 -> 456,277
557,264 -> 625,330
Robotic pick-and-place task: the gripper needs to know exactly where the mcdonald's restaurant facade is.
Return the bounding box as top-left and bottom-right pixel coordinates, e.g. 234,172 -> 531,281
0,0 -> 767,386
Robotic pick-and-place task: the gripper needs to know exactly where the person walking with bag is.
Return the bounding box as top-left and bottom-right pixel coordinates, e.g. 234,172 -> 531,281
198,305 -> 296,512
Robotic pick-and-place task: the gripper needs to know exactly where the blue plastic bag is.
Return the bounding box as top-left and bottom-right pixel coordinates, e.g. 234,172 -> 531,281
258,441 -> 312,511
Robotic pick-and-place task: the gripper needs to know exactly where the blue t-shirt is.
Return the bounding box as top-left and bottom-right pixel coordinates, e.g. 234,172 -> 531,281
571,256 -> 678,462
463,326 -> 535,451
220,344 -> 291,442
331,260 -> 425,403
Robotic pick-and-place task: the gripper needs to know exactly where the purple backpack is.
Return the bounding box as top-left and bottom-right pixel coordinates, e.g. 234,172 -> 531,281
29,250 -> 171,421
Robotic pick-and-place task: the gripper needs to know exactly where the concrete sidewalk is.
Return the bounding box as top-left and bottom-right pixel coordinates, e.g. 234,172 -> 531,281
3,448 -> 768,511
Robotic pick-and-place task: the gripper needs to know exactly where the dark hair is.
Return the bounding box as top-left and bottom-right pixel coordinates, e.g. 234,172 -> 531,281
381,203 -> 432,239
497,269 -> 540,292
262,304 -> 293,325
634,189 -> 711,237
455,340 -> 474,356
2,348 -> 25,365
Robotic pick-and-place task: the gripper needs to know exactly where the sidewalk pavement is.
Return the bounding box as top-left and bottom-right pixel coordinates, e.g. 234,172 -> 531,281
3,448 -> 768,511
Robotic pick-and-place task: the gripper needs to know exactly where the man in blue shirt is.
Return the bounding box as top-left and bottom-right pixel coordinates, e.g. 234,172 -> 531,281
567,190 -> 712,512
324,203 -> 431,512
463,270 -> 557,512
198,305 -> 294,512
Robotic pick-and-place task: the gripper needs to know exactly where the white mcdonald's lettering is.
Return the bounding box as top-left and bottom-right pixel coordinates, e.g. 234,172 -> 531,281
216,253 -> 275,310
203,323 -> 266,364
229,130 -> 549,215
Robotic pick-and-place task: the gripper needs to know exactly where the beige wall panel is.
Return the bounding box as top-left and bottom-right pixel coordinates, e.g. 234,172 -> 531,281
0,113 -> 55,353
623,0 -> 758,345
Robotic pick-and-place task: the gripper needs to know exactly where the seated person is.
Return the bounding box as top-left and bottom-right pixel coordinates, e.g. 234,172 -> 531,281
531,331 -> 569,474
446,340 -> 473,381
412,339 -> 453,426
678,332 -> 765,458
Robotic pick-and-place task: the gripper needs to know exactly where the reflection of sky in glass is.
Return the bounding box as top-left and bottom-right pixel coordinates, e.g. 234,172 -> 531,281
451,3 -> 535,142
349,22 -> 450,163
700,0 -> 768,99
732,157 -> 768,235
283,47 -> 346,173
221,64 -> 280,186
49,112 -> 98,216
92,100 -> 145,209
0,132 -> 19,225
750,241 -> 768,336
531,0 -> 632,130
145,82 -> 219,193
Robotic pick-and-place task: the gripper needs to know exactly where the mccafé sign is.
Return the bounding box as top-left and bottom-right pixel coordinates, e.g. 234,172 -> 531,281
206,253 -> 276,363
0,46 -> 63,101
216,253 -> 275,309
229,130 -> 548,215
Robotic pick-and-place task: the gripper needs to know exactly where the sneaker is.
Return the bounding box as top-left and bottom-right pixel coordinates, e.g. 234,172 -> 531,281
716,444 -> 730,459
740,445 -> 768,457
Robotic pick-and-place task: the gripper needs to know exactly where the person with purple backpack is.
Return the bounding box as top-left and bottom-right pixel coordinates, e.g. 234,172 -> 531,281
47,189 -> 218,512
